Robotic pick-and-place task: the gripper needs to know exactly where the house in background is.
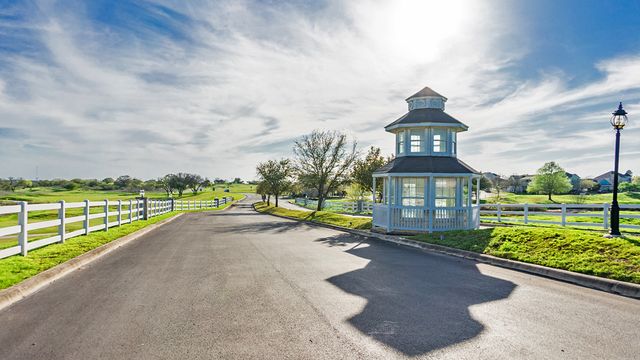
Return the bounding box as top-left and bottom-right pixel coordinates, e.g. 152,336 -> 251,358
506,174 -> 534,194
482,172 -> 501,183
594,170 -> 633,192
565,172 -> 581,192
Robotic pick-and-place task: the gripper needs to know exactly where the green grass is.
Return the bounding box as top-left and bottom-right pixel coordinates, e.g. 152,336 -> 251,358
411,227 -> 640,284
0,212 -> 178,290
0,186 -> 251,204
485,192 -> 640,204
254,202 -> 372,230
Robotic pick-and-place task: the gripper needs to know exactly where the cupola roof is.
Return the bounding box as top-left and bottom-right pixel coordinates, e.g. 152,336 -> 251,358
406,86 -> 447,101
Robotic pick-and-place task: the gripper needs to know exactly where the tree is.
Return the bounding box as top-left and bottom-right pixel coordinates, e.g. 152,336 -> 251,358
168,173 -> 189,197
350,146 -> 387,202
527,162 -> 572,201
580,179 -> 598,192
158,175 -> 175,196
256,159 -> 293,207
256,181 -> 272,205
294,130 -> 358,211
185,174 -> 205,194
232,177 -> 243,184
489,175 -> 507,201
6,177 -> 20,192
114,175 -> 133,189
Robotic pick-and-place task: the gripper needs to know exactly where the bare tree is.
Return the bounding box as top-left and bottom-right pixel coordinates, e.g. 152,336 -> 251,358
350,146 -> 389,202
293,130 -> 358,211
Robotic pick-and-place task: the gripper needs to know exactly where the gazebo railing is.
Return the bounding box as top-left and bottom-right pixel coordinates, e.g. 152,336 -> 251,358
373,204 -> 479,232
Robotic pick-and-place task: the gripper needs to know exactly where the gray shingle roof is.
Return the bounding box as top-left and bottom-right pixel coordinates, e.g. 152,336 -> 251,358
406,86 -> 446,100
374,156 -> 479,174
385,108 -> 467,129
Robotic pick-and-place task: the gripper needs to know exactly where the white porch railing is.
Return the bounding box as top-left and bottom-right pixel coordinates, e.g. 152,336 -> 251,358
0,197 -> 234,260
479,203 -> 640,230
373,204 -> 480,232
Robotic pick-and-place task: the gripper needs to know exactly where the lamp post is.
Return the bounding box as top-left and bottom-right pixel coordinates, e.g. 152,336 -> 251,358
608,102 -> 628,237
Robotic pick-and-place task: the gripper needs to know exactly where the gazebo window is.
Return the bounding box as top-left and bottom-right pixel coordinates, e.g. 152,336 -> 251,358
401,178 -> 425,206
397,131 -> 405,154
433,129 -> 447,153
451,131 -> 457,154
410,130 -> 424,153
435,178 -> 456,207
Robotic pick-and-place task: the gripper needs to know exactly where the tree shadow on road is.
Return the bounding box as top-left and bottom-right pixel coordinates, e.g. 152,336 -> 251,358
321,233 -> 516,356
222,220 -> 309,234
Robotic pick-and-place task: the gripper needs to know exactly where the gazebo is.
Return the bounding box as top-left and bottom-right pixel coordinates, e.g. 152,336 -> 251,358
372,86 -> 481,233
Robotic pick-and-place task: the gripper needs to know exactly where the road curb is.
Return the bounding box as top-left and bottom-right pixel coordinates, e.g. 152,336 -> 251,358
253,204 -> 640,299
0,213 -> 184,311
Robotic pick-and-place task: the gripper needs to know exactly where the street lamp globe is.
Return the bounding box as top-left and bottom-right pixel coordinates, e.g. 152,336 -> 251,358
610,102 -> 628,129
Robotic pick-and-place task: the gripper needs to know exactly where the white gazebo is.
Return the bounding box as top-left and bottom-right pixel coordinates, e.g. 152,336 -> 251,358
372,86 -> 481,233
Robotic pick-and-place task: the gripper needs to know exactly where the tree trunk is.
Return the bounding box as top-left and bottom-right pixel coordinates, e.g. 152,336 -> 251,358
316,196 -> 323,211
275,193 -> 279,207
548,193 -> 552,201
267,194 -> 271,206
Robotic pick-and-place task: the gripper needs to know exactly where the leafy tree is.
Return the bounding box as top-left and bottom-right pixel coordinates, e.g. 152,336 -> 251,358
158,175 -> 174,196
185,174 -> 205,194
256,181 -> 272,205
168,173 -> 189,197
6,177 -> 20,192
102,177 -> 114,184
232,177 -> 243,184
350,146 -> 387,202
527,162 -> 572,201
580,179 -> 598,192
256,159 -> 293,207
619,182 -> 640,193
114,175 -> 132,189
293,130 -> 358,211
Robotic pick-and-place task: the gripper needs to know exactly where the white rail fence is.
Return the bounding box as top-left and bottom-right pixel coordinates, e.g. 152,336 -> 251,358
480,203 -> 640,230
294,198 -> 374,213
0,197 -> 233,260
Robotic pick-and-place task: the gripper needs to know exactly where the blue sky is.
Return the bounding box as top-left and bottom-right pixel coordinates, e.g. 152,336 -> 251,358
0,0 -> 639,180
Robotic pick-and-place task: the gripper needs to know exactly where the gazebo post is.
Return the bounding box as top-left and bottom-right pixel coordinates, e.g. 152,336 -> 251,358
372,177 -> 376,203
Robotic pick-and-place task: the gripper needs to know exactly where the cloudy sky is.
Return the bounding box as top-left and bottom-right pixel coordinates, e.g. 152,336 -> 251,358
1,0 -> 639,181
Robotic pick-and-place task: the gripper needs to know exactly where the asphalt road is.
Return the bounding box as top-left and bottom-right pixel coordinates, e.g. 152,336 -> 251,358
0,196 -> 638,359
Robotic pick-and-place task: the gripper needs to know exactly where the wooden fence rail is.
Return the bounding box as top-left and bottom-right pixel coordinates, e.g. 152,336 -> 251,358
0,197 -> 234,260
480,203 -> 640,231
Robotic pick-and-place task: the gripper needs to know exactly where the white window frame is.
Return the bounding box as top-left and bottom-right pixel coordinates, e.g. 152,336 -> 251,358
401,178 -> 425,207
434,178 -> 456,208
409,129 -> 424,153
433,129 -> 447,154
397,131 -> 405,155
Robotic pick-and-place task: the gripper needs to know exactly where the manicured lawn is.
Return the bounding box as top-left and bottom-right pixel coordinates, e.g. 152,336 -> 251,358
485,192 -> 640,204
0,212 -> 177,290
254,202 -> 372,230
412,227 -> 640,284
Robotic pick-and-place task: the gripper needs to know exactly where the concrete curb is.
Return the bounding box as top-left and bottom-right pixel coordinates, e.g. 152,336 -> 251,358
253,204 -> 640,299
0,213 -> 185,311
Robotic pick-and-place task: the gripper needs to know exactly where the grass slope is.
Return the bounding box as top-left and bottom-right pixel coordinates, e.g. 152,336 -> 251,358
254,202 -> 371,230
412,227 -> 640,284
0,212 -> 177,290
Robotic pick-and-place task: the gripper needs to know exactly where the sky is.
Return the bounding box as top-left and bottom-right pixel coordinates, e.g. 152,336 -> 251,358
1,0 -> 639,181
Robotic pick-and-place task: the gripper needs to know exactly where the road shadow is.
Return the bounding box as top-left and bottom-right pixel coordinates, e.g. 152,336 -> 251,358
222,219 -> 307,234
322,233 -> 516,356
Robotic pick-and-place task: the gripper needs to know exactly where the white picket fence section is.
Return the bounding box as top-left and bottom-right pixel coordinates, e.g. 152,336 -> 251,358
294,198 -> 374,213
0,197 -> 234,260
480,203 -> 640,230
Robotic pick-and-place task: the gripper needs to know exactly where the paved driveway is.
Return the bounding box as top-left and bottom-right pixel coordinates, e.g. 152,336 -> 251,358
0,196 -> 638,359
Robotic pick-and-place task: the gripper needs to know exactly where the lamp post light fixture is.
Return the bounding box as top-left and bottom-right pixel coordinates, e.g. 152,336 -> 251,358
608,102 -> 628,237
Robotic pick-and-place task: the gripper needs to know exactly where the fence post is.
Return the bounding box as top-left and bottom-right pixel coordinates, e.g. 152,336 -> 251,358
171,199 -> 175,212
117,200 -> 122,226
84,199 -> 90,235
59,200 -> 66,243
129,200 -> 133,223
143,197 -> 149,220
215,198 -> 219,207
497,204 -> 501,222
524,203 -> 529,224
603,203 -> 609,230
561,204 -> 566,226
104,199 -> 109,231
18,201 -> 28,256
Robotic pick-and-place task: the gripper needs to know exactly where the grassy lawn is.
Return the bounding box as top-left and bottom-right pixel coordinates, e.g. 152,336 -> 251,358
0,211 -> 177,290
485,192 -> 640,204
0,186 -> 250,204
412,227 -> 640,284
254,202 -> 372,230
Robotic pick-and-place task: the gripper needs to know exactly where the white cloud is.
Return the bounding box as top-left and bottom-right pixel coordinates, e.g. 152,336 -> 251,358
0,0 -> 638,181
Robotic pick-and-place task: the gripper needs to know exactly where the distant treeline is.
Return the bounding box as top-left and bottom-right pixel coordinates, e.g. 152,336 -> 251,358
0,175 -> 254,195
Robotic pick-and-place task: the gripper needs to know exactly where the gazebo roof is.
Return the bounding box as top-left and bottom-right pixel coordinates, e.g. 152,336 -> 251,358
385,108 -> 468,130
406,86 -> 447,100
374,156 -> 479,175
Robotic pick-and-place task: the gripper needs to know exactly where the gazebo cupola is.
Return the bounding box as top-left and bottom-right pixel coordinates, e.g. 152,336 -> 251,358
372,86 -> 481,233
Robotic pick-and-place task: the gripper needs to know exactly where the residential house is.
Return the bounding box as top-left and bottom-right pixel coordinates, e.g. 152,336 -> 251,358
594,170 -> 633,192
506,174 -> 533,194
565,172 -> 581,193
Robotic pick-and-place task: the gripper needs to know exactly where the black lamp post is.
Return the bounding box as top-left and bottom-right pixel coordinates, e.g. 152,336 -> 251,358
609,102 -> 628,237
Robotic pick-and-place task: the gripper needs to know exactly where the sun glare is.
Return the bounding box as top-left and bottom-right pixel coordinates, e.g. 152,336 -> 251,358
351,0 -> 476,64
